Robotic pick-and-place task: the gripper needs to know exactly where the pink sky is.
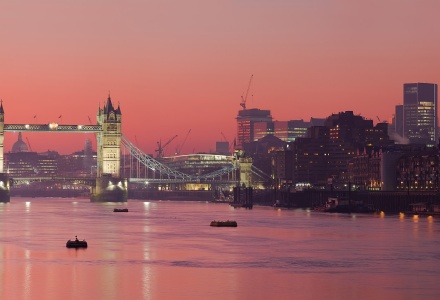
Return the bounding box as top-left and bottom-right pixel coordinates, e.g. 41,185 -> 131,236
1,1 -> 439,155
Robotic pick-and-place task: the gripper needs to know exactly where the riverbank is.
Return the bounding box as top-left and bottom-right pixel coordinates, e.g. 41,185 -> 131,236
273,189 -> 440,213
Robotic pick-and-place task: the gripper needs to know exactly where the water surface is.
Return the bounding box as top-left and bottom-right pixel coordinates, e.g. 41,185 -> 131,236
0,198 -> 439,299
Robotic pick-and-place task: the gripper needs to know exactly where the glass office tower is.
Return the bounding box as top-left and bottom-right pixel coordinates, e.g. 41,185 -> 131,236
403,83 -> 438,146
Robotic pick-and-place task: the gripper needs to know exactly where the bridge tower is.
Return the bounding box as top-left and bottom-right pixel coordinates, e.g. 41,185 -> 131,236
91,96 -> 127,202
239,157 -> 253,187
0,101 -> 10,202
233,150 -> 253,187
96,96 -> 122,177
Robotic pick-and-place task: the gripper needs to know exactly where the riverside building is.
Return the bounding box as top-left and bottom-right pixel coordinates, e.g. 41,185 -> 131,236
272,111 -> 393,189
5,133 -> 58,178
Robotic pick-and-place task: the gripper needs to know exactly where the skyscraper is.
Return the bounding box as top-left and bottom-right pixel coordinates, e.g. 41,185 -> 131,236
403,83 -> 438,146
236,108 -> 272,149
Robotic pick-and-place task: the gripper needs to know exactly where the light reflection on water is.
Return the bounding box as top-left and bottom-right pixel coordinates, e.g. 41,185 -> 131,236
0,198 -> 439,299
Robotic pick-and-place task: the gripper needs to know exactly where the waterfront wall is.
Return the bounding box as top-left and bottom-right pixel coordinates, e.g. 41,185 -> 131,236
129,190 -> 215,201
269,190 -> 440,213
10,189 -> 88,198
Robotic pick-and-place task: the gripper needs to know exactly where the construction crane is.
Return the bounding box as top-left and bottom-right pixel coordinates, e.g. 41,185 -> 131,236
155,135 -> 178,159
176,129 -> 191,155
26,137 -> 33,152
240,74 -> 253,110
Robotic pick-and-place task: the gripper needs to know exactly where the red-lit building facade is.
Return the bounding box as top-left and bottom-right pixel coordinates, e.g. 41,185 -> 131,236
236,108 -> 272,149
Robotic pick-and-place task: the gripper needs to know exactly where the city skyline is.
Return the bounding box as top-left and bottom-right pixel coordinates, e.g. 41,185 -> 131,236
1,1 -> 439,154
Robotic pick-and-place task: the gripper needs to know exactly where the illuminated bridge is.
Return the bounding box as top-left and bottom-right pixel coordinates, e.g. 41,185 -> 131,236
0,97 -> 270,201
8,135 -> 269,189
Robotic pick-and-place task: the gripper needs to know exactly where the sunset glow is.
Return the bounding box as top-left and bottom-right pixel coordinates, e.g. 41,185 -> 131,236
1,1 -> 439,154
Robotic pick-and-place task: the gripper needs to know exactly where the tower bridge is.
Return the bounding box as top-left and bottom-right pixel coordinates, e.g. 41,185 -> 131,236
0,97 -> 258,202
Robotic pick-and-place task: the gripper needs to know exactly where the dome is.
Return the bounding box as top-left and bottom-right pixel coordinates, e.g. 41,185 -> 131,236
12,133 -> 29,153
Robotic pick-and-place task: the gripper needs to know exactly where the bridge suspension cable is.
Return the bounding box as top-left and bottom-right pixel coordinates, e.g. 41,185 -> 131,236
121,135 -> 240,182
121,135 -> 193,180
251,165 -> 271,180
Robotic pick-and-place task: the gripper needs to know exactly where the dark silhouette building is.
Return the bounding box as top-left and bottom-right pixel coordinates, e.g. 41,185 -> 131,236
396,147 -> 440,191
394,104 -> 405,142
272,111 -> 393,188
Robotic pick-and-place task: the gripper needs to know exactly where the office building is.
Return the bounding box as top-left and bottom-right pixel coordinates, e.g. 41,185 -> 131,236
236,108 -> 272,149
253,119 -> 312,143
253,121 -> 274,141
403,83 -> 438,146
273,120 -> 310,142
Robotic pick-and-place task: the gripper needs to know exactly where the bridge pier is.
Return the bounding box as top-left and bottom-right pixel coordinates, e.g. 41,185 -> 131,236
90,175 -> 128,202
0,173 -> 10,203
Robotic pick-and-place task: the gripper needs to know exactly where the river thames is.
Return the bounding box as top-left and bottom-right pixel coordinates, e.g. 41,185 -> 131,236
0,198 -> 439,299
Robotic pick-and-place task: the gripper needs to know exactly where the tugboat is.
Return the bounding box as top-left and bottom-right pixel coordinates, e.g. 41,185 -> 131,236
114,208 -> 128,212
210,220 -> 238,227
66,236 -> 88,248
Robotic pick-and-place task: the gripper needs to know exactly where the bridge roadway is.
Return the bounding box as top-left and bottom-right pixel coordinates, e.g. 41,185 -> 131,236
11,177 -> 239,186
129,178 -> 239,185
11,177 -> 97,186
4,124 -> 102,132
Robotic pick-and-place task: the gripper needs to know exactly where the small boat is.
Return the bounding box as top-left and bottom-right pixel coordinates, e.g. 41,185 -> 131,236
323,197 -> 376,213
66,236 -> 88,248
210,220 -> 238,227
114,208 -> 128,212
